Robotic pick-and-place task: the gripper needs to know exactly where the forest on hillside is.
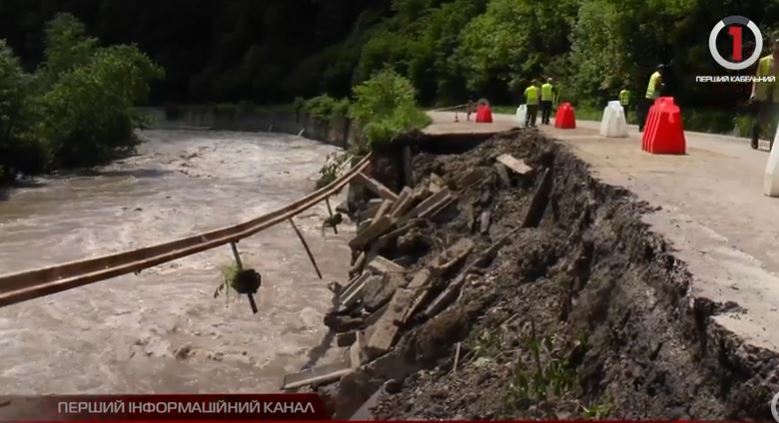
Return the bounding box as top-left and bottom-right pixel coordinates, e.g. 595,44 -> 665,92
2,0 -> 779,109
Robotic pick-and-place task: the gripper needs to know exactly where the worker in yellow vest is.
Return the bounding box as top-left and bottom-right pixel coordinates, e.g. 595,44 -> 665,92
524,80 -> 540,127
749,38 -> 779,150
540,78 -> 556,125
638,65 -> 665,132
619,88 -> 631,123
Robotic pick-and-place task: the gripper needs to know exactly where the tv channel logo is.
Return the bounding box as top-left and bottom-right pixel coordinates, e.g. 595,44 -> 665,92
709,15 -> 763,70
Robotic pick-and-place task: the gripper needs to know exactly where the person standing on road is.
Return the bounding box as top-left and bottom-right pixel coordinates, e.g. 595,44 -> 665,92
639,65 -> 665,132
524,80 -> 540,127
619,87 -> 631,123
540,78 -> 556,125
749,38 -> 779,151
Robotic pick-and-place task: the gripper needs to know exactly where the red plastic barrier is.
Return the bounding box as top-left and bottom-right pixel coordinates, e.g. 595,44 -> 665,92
642,97 -> 686,154
554,102 -> 576,129
475,104 -> 493,123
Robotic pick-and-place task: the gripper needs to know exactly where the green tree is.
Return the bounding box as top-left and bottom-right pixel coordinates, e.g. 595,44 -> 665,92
0,40 -> 47,178
39,43 -> 164,168
37,12 -> 99,87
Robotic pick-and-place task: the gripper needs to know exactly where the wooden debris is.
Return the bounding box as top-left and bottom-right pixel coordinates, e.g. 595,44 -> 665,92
349,215 -> 394,250
354,172 -> 399,202
282,360 -> 352,390
430,238 -> 475,276
411,184 -> 433,205
363,199 -> 384,219
367,256 -> 406,274
357,219 -> 372,233
372,199 -> 394,221
456,168 -> 487,189
289,218 -> 322,279
452,342 -> 462,375
422,227 -> 524,319
349,252 -> 366,277
494,163 -> 511,187
389,187 -> 415,218
407,188 -> 451,221
497,154 -> 533,176
399,269 -> 434,324
337,272 -> 372,311
419,193 -> 457,220
479,211 -> 492,235
522,167 -> 553,228
364,288 -> 416,360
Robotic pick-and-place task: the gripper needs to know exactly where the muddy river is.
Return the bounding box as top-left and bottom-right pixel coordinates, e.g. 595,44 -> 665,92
0,130 -> 352,394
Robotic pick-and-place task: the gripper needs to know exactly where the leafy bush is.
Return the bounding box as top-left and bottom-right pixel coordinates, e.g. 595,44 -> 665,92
303,95 -> 351,120
350,69 -> 430,149
40,44 -> 164,168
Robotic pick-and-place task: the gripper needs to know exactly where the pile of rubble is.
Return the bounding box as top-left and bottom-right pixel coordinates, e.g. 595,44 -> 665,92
281,133 -> 553,416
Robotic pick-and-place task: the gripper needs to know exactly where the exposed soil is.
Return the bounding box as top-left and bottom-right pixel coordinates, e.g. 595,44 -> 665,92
332,129 -> 779,420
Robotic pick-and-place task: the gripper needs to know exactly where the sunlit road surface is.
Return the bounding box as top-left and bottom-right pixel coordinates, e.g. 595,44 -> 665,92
429,111 -> 779,353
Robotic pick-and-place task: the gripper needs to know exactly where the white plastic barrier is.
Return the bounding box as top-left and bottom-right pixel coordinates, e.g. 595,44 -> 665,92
599,100 -> 629,138
764,127 -> 779,197
516,105 -> 527,128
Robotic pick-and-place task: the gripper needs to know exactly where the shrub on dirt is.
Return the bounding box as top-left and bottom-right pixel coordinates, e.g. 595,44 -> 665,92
349,69 -> 430,151
304,94 -> 351,121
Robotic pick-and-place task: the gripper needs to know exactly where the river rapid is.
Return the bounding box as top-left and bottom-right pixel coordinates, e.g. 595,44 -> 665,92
0,130 -> 352,394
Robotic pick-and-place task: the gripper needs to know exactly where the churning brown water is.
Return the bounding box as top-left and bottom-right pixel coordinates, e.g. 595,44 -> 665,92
0,130 -> 351,394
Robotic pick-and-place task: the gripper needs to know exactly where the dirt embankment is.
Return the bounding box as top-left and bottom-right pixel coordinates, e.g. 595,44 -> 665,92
316,130 -> 779,420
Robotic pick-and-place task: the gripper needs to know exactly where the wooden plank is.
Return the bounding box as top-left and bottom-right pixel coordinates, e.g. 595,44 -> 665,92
419,193 -> 456,220
349,216 -> 394,250
364,288 -> 415,360
406,188 -> 451,220
354,172 -> 399,202
337,273 -> 372,311
372,200 -> 394,221
367,256 -> 406,274
497,154 -> 533,176
282,360 -> 352,390
389,187 -> 415,218
456,168 -> 487,189
349,252 -> 366,277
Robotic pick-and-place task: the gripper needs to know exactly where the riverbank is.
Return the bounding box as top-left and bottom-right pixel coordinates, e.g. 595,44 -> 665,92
296,128 -> 779,420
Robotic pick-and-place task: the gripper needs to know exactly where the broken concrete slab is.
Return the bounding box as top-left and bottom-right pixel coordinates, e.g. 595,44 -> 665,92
494,163 -> 511,187
497,153 -> 533,176
364,288 -> 416,360
354,172 -> 399,202
282,359 -> 353,391
367,255 -> 406,275
430,238 -> 475,276
363,273 -> 405,312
